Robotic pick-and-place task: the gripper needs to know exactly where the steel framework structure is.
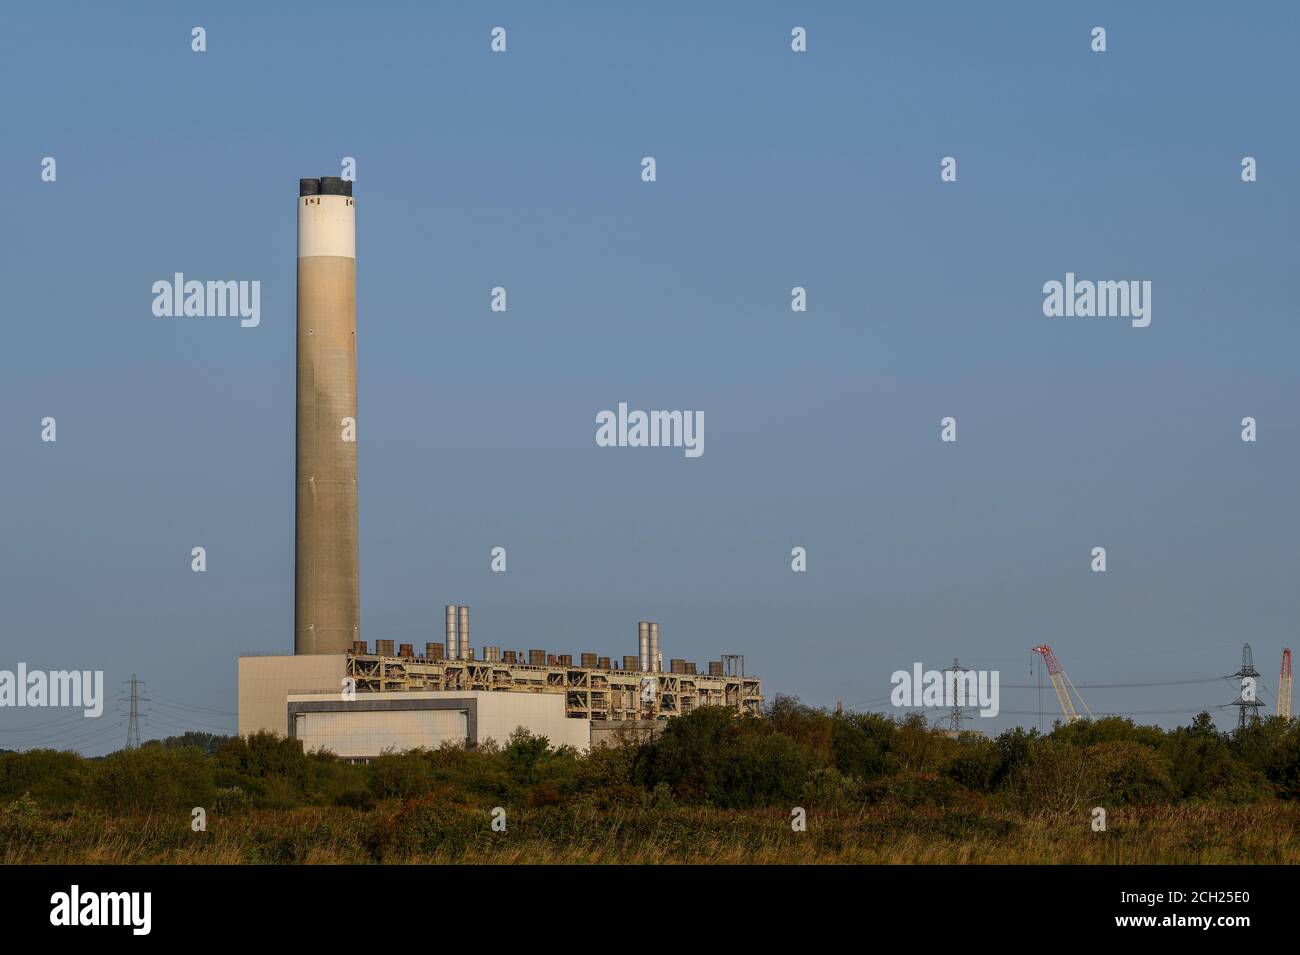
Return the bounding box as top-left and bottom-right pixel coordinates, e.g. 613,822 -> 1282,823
346,652 -> 764,722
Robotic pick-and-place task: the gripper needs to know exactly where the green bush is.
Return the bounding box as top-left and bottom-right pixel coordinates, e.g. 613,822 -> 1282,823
766,695 -> 834,762
944,734 -> 1002,793
333,788 -> 376,811
159,732 -> 232,756
635,707 -> 822,807
90,745 -> 214,813
887,714 -> 957,775
367,750 -> 436,800
1161,713 -> 1249,800
801,766 -> 865,809
1052,716 -> 1166,750
1007,739 -> 1097,814
830,712 -> 892,781
0,793 -> 52,854
378,794 -> 491,859
576,738 -> 639,793
1260,721 -> 1300,798
0,749 -> 91,805
5,704 -> 1297,826
212,785 -> 251,814
216,732 -> 310,787
1087,740 -> 1175,805
862,770 -> 969,808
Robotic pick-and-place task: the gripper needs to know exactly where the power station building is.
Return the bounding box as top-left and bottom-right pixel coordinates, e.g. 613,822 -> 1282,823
239,607 -> 763,759
235,178 -> 762,760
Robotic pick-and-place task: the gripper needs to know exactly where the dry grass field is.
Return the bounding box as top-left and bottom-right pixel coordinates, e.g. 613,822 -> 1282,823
6,798 -> 1298,865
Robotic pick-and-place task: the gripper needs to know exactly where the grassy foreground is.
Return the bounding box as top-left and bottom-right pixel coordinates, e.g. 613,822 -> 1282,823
6,801 -> 1299,864
6,698 -> 1300,864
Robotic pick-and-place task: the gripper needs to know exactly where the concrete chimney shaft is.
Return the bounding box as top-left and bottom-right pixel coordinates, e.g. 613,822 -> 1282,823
294,177 -> 359,654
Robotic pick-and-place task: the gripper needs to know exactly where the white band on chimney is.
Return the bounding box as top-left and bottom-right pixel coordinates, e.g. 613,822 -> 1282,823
298,194 -> 355,259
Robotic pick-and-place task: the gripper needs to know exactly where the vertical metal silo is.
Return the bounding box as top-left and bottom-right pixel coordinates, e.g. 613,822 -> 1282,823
638,622 -> 651,672
457,605 -> 470,661
649,622 -> 661,672
445,605 -> 459,661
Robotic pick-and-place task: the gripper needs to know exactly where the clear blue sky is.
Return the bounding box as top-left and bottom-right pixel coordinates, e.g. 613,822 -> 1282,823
3,1 -> 1298,752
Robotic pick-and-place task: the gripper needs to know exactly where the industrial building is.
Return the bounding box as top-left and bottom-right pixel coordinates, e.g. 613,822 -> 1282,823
238,606 -> 763,757
235,178 -> 762,759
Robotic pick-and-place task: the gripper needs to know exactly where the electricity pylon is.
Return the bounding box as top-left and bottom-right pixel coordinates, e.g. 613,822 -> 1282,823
942,658 -> 975,732
125,674 -> 143,749
1230,643 -> 1264,730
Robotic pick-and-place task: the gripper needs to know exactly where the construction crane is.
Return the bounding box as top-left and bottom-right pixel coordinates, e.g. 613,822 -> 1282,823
1280,648 -> 1292,720
1030,645 -> 1093,723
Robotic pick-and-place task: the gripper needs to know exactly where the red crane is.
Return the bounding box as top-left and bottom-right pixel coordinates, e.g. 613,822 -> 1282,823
1280,649 -> 1292,720
1030,645 -> 1093,723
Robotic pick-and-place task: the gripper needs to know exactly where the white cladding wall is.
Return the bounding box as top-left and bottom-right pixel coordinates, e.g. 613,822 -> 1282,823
476,692 -> 591,751
280,689 -> 591,758
295,709 -> 467,759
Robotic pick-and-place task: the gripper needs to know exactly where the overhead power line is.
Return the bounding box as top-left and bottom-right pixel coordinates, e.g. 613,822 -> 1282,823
147,692 -> 236,717
999,676 -> 1228,690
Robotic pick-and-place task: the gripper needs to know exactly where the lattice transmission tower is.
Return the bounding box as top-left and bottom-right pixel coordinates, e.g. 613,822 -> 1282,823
942,658 -> 975,732
1229,644 -> 1264,730
125,674 -> 144,749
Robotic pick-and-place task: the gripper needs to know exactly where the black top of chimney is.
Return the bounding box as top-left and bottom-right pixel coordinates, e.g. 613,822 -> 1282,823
318,177 -> 352,196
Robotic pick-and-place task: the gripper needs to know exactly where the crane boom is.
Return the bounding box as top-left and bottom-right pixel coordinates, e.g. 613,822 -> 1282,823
1030,644 -> 1089,723
1281,649 -> 1292,720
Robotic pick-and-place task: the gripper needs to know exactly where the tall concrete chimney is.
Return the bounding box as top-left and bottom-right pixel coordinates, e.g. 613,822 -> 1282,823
294,176 -> 359,655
